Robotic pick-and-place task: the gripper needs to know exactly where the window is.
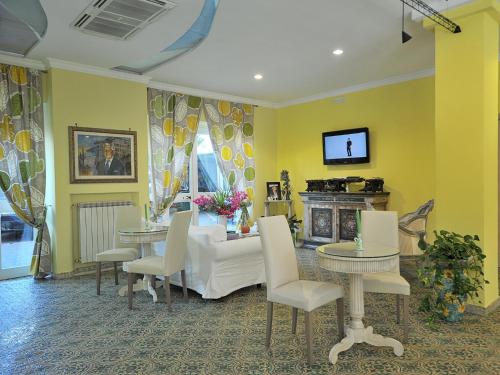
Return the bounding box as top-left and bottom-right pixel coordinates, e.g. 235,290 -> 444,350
0,192 -> 36,279
151,121 -> 233,230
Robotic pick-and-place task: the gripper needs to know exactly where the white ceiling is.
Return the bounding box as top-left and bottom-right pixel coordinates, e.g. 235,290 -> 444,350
28,0 -> 439,104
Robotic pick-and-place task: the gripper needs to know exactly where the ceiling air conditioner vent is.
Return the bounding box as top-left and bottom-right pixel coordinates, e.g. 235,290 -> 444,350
71,0 -> 176,40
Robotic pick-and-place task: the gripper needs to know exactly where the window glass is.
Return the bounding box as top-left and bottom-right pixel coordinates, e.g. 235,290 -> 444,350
0,192 -> 35,270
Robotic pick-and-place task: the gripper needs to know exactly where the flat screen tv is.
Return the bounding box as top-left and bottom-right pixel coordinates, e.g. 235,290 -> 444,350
322,127 -> 370,165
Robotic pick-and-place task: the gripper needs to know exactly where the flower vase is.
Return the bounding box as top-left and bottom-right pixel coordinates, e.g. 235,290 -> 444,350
217,215 -> 228,231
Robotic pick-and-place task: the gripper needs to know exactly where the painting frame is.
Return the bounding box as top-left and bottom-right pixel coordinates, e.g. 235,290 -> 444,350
68,126 -> 138,184
266,181 -> 282,201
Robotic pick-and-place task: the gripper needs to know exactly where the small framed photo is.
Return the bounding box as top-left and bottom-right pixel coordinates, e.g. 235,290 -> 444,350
69,126 -> 137,183
266,182 -> 282,201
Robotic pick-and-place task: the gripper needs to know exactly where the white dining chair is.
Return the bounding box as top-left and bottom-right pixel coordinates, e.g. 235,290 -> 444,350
96,205 -> 140,295
125,210 -> 192,310
257,215 -> 345,365
361,210 -> 411,342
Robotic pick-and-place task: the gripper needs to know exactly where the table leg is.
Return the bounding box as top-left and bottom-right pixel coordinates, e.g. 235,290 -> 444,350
118,276 -> 145,297
118,243 -> 159,302
141,243 -> 158,303
328,273 -> 404,364
287,201 -> 293,218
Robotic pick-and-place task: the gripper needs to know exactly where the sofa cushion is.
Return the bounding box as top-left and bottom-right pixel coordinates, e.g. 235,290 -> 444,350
189,224 -> 227,242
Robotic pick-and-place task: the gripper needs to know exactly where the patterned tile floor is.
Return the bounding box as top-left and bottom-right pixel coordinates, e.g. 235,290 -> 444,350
0,249 -> 499,375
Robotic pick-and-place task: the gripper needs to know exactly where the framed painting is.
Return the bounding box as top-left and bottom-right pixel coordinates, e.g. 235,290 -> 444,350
266,181 -> 282,201
69,126 -> 137,183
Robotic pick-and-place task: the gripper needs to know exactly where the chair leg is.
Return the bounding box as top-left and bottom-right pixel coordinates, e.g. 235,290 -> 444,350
304,311 -> 313,365
113,262 -> 119,285
96,262 -> 102,295
336,298 -> 345,341
403,295 -> 410,343
266,301 -> 273,349
181,270 -> 188,301
127,273 -> 134,310
164,276 -> 172,311
291,307 -> 298,334
396,295 -> 401,324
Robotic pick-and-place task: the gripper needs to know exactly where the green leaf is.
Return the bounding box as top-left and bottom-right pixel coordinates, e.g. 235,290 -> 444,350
187,96 -> 201,109
0,170 -> 11,191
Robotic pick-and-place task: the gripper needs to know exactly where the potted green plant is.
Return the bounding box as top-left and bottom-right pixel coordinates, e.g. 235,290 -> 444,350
287,215 -> 302,245
417,230 -> 488,324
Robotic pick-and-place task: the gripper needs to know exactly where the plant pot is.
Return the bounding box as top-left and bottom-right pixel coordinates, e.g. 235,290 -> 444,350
241,225 -> 250,234
437,269 -> 467,322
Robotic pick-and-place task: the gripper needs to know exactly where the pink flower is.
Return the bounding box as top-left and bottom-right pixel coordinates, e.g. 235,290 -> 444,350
192,190 -> 250,219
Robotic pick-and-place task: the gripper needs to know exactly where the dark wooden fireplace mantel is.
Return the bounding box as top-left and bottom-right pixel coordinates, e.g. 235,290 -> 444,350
299,191 -> 390,248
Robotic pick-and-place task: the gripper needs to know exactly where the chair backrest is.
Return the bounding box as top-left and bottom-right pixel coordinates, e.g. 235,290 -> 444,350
163,210 -> 193,276
113,206 -> 141,249
257,215 -> 299,292
361,210 -> 400,272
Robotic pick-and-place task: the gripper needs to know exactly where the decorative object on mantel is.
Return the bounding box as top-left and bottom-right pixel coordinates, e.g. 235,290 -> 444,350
193,190 -> 249,232
353,209 -> 363,250
305,177 -> 385,193
417,230 -> 488,324
68,126 -> 137,183
280,170 -> 292,200
362,178 -> 385,192
299,191 -> 389,248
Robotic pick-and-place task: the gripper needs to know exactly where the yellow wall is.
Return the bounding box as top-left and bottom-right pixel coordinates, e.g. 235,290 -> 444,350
46,69 -> 278,274
48,69 -> 149,274
434,10 -> 498,307
276,77 -> 436,233
254,107 -> 277,219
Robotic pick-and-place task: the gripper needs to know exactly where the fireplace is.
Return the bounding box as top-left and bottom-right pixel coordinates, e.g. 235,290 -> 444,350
300,191 -> 389,248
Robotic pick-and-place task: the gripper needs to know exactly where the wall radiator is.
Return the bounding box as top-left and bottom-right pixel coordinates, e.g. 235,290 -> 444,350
76,201 -> 133,264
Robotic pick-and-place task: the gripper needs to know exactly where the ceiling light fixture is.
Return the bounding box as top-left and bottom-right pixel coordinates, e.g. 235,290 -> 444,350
400,0 -> 461,34
254,74 -> 263,80
332,49 -> 343,55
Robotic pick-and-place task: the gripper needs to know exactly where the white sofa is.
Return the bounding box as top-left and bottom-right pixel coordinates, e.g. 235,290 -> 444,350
170,225 -> 265,299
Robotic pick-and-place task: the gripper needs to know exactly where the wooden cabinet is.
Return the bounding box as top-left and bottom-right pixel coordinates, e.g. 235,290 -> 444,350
299,192 -> 389,248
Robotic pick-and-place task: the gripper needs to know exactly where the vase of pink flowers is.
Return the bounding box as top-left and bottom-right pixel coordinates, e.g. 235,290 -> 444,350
193,190 -> 251,232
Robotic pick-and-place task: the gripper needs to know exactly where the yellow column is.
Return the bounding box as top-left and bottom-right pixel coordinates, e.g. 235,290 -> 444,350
431,0 -> 500,308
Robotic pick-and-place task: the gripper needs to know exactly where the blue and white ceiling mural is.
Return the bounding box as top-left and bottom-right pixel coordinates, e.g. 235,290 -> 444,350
115,0 -> 219,74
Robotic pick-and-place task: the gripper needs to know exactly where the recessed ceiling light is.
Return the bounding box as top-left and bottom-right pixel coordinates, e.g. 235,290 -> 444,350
254,74 -> 263,80
332,49 -> 344,55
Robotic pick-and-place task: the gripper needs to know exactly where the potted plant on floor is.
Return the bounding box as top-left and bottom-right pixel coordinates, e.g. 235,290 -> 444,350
417,230 -> 488,324
287,215 -> 302,246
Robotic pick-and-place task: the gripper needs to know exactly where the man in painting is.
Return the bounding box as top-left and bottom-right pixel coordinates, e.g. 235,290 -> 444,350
96,142 -> 125,175
346,137 -> 352,157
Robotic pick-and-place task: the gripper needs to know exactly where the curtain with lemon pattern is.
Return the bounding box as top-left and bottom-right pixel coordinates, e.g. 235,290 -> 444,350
202,99 -> 255,204
0,64 -> 51,278
148,88 -> 202,217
